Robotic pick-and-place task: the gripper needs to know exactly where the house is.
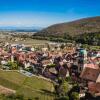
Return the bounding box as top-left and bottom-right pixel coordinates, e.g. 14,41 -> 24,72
24,61 -> 31,68
80,67 -> 100,82
42,60 -> 53,67
49,67 -> 57,74
83,63 -> 99,69
96,51 -> 100,57
58,65 -> 68,78
80,66 -> 100,97
88,82 -> 100,96
96,74 -> 100,83
1,60 -> 8,65
42,48 -> 48,52
43,68 -> 57,80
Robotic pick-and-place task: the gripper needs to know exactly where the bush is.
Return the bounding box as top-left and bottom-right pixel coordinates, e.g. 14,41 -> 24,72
56,96 -> 69,100
7,61 -> 18,70
71,92 -> 79,100
55,80 -> 69,96
47,64 -> 56,68
24,67 -> 33,73
66,76 -> 72,82
0,94 -> 25,100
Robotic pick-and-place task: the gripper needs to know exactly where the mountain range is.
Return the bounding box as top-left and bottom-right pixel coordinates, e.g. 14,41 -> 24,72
36,16 -> 100,36
0,26 -> 42,32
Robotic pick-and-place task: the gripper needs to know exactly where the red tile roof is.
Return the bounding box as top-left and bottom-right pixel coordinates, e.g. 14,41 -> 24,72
80,67 -> 100,82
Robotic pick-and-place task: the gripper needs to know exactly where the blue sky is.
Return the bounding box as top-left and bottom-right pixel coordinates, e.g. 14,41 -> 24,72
0,0 -> 100,27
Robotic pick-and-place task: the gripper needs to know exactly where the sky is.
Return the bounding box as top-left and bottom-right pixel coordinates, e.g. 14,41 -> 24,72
0,0 -> 100,27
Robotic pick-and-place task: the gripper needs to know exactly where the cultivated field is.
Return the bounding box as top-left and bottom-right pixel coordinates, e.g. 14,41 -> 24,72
10,39 -> 49,45
0,70 -> 55,100
0,36 -> 49,46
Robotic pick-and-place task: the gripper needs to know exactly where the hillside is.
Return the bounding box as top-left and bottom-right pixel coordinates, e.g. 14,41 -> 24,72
36,16 -> 100,36
0,70 -> 54,99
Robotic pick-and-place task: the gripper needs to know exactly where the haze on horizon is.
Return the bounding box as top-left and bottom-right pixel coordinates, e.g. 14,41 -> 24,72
0,0 -> 100,28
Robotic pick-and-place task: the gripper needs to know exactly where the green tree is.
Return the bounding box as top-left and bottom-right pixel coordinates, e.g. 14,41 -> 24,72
57,96 -> 69,100
55,78 -> 70,97
7,61 -> 18,70
61,81 -> 69,96
60,44 -> 65,49
71,92 -> 79,100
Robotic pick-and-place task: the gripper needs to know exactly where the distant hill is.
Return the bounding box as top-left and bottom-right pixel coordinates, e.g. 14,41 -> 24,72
36,16 -> 100,36
0,26 -> 43,32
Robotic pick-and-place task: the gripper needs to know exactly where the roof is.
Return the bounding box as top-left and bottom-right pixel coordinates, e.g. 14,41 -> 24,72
49,68 -> 57,74
80,49 -> 87,55
96,74 -> 100,83
96,83 -> 100,92
84,63 -> 99,69
42,60 -> 52,66
80,67 -> 100,82
88,82 -> 100,94
59,67 -> 67,77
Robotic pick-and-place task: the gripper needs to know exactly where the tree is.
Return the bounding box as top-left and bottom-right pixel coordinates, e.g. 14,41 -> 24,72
55,79 -> 69,97
63,33 -> 72,40
71,92 -> 79,100
61,81 -> 69,96
7,61 -> 18,70
60,44 -> 65,49
63,33 -> 68,39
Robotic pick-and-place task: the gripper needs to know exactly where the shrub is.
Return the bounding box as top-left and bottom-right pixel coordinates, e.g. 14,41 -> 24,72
71,92 -> 79,100
56,96 -> 69,100
7,61 -> 18,70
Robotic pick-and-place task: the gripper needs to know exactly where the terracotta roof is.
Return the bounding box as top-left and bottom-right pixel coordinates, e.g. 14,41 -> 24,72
88,82 -> 100,94
84,63 -> 99,69
42,60 -> 52,66
96,83 -> 100,92
96,74 -> 100,83
80,67 -> 100,82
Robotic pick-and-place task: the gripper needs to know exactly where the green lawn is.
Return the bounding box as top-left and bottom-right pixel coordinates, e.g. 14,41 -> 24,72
0,70 -> 55,100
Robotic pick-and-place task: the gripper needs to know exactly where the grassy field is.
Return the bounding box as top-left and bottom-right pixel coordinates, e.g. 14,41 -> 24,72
83,44 -> 100,50
7,38 -> 49,46
0,70 -> 55,100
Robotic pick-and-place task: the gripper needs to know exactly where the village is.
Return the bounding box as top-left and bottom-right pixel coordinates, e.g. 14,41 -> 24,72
0,39 -> 100,100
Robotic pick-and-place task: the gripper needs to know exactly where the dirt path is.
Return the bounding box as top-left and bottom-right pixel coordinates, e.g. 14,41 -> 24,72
0,85 -> 16,95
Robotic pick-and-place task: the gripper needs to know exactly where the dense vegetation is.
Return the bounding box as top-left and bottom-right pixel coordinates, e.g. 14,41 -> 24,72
75,32 -> 100,45
33,32 -> 100,46
0,94 -> 27,100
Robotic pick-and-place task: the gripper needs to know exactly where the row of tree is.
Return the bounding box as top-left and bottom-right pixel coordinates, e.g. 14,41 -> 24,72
32,32 -> 100,46
75,32 -> 100,46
